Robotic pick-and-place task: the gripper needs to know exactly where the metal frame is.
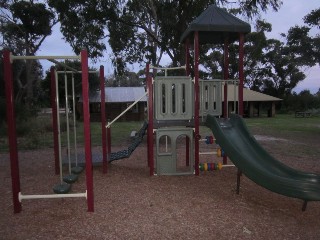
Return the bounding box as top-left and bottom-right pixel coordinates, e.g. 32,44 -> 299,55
3,49 -> 94,213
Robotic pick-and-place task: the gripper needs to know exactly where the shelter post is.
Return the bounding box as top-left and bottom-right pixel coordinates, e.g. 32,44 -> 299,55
194,31 -> 200,176
185,39 -> 190,167
223,39 -> 229,164
223,38 -> 229,119
238,33 -> 245,116
146,63 -> 154,176
100,66 -> 108,174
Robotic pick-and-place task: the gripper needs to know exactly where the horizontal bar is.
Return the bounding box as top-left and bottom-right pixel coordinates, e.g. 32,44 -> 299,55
150,65 -> 186,70
56,71 -> 99,74
199,151 -> 217,155
18,191 -> 87,202
49,59 -> 79,73
222,164 -> 235,167
11,55 -> 80,61
106,92 -> 148,128
199,79 -> 239,83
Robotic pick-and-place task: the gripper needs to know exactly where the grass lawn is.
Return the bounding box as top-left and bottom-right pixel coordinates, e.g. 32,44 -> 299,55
0,114 -> 319,153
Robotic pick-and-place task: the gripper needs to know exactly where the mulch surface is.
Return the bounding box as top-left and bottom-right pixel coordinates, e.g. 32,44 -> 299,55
1,134 -> 320,239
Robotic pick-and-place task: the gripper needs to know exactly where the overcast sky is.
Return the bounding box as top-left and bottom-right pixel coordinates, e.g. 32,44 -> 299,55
39,0 -> 319,93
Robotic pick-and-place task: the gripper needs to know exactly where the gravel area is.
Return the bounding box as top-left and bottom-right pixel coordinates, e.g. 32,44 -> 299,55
1,134 -> 320,239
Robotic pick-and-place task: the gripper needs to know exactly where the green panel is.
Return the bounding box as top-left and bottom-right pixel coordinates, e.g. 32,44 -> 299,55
199,80 -> 222,116
156,127 -> 194,175
154,76 -> 193,121
206,114 -> 320,201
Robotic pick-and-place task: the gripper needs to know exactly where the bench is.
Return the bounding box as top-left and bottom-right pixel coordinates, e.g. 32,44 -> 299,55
295,111 -> 311,118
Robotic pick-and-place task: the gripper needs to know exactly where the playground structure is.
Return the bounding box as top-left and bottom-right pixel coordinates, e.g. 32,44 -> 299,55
144,68 -> 239,175
143,5 -> 250,176
4,5 -> 320,214
3,50 -> 96,213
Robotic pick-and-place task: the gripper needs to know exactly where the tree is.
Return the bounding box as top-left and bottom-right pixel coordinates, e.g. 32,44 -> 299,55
0,0 -> 57,106
49,0 -> 283,68
304,8 -> 320,67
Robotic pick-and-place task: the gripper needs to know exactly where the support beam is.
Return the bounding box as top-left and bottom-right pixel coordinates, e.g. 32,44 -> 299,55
50,67 -> 60,175
100,66 -> 108,174
238,33 -> 245,116
236,169 -> 242,194
147,63 -> 154,176
223,38 -> 230,164
302,200 -> 308,211
185,39 -> 190,167
223,38 -> 229,119
4,50 -> 22,213
81,49 -> 94,212
194,31 -> 200,176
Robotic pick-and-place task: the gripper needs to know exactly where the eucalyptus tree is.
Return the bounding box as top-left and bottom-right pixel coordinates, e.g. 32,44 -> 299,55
49,0 -> 283,71
0,0 -> 57,105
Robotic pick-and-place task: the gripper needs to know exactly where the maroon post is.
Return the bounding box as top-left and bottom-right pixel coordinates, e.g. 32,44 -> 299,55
185,39 -> 190,167
4,50 -> 22,213
50,67 -> 60,175
238,33 -> 245,116
146,63 -> 154,176
185,39 -> 191,76
194,32 -> 200,176
100,66 -> 108,174
223,38 -> 229,119
223,38 -> 229,164
81,49 -> 94,212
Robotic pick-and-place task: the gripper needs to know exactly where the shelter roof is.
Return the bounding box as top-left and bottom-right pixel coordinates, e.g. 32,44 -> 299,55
222,85 -> 282,102
180,5 -> 251,44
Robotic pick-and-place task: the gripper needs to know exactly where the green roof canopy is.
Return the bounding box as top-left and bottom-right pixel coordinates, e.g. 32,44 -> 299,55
180,5 -> 251,44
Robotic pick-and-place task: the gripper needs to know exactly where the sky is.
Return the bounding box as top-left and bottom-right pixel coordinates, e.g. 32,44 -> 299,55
39,0 -> 320,94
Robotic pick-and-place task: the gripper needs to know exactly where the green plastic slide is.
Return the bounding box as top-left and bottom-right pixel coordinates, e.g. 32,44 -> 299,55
206,114 -> 320,201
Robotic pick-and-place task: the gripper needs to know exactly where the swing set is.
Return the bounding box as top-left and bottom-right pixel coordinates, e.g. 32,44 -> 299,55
3,49 -> 96,213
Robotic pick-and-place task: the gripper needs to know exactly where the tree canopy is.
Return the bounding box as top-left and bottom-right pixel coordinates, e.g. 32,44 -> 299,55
49,0 -> 283,67
0,0 -> 57,106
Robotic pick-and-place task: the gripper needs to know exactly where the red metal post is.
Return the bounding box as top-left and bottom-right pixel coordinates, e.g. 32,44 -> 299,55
238,33 -> 245,116
146,63 -> 154,176
194,32 -> 200,176
185,39 -> 190,167
81,49 -> 94,212
223,38 -> 229,164
223,38 -> 229,119
50,67 -> 60,175
185,39 -> 190,76
4,50 -> 22,213
100,66 -> 107,174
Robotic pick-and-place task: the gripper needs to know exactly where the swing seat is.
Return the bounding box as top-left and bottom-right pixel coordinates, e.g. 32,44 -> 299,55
71,166 -> 84,175
53,182 -> 71,194
63,174 -> 78,184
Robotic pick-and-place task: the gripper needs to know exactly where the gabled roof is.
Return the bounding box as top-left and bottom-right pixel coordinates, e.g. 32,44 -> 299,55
80,87 -> 147,103
223,85 -> 282,102
180,5 -> 251,44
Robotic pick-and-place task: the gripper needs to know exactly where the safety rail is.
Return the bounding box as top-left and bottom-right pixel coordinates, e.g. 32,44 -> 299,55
150,65 -> 186,77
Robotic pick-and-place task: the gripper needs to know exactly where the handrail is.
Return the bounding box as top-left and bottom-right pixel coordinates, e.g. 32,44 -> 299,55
149,65 -> 186,77
106,91 -> 148,128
